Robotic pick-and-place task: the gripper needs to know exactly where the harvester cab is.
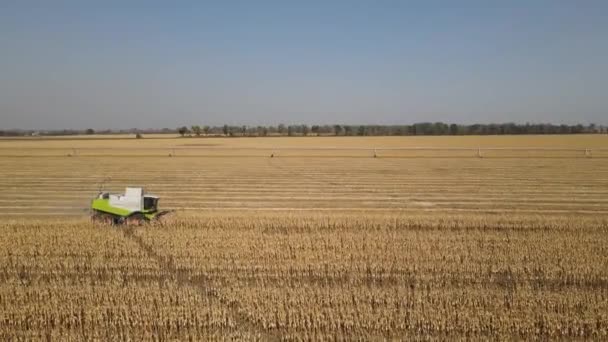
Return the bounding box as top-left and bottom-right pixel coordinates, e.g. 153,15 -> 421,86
91,187 -> 170,225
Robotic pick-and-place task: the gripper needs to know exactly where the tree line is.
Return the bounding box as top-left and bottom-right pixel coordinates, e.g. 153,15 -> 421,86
1,122 -> 605,137
176,122 -> 605,137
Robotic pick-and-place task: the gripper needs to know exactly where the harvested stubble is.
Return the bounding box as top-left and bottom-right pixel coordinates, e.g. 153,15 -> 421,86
1,154 -> 608,217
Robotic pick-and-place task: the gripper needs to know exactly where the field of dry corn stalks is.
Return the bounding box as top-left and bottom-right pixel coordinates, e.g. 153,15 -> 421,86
0,135 -> 607,340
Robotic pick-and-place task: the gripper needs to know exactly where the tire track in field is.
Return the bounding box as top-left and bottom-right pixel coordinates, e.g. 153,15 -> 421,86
122,227 -> 281,341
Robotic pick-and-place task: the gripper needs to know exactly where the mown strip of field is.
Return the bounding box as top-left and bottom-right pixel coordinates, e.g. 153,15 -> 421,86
0,156 -> 606,217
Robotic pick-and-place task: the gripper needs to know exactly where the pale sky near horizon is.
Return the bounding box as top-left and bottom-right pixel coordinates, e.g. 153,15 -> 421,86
1,1 -> 607,130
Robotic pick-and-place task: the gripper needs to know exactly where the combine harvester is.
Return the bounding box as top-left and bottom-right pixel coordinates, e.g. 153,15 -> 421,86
91,187 -> 171,225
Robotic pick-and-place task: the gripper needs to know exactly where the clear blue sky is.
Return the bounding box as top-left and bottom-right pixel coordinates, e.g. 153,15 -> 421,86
1,1 -> 607,130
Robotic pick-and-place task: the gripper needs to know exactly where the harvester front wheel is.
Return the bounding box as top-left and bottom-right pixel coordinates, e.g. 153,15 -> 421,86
126,213 -> 147,226
91,211 -> 115,225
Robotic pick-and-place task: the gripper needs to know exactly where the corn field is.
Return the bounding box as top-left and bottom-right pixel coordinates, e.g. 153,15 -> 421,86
1,214 -> 607,340
0,135 -> 607,340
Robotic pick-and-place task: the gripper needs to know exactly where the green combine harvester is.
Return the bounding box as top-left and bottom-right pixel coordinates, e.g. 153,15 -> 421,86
91,187 -> 171,225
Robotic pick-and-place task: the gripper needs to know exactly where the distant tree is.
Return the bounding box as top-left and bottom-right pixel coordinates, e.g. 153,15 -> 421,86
278,124 -> 286,135
178,126 -> 189,137
470,124 -> 482,135
333,125 -> 342,136
302,125 -> 309,136
202,125 -> 210,135
135,133 -> 143,139
223,124 -> 229,136
433,122 -> 448,135
589,123 -> 597,133
287,125 -> 294,136
241,125 -> 247,136
344,126 -> 353,136
191,125 -> 201,136
311,125 -> 320,135
85,128 -> 95,135
370,125 -> 380,136
415,122 -> 431,135
357,125 -> 366,136
449,124 -> 458,135
487,123 -> 500,135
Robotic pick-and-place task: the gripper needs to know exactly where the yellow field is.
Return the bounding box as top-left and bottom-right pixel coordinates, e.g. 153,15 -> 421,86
1,135 -> 607,340
0,133 -> 607,147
